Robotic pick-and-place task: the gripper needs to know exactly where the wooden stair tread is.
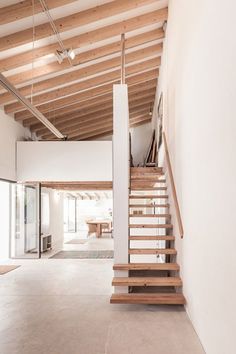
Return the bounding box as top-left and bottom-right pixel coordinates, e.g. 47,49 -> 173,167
112,277 -> 182,287
130,195 -> 168,199
131,187 -> 167,191
131,176 -> 164,180
132,179 -> 166,183
113,263 -> 180,271
129,248 -> 177,255
129,235 -> 175,241
129,204 -> 169,208
129,224 -> 173,228
131,167 -> 163,173
110,293 -> 186,304
129,214 -> 171,217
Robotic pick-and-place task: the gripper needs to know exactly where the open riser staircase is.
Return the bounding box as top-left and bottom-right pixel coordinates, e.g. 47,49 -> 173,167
111,167 -> 186,305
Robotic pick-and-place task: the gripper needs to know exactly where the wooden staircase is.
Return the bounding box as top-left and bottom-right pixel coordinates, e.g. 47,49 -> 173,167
110,167 -> 186,305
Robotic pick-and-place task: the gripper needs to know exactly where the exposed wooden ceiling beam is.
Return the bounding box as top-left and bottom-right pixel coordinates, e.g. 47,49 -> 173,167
42,114 -> 151,140
40,108 -> 150,139
0,0 -> 160,51
34,102 -> 152,135
7,70 -> 158,115
0,0 -> 76,25
2,29 -> 163,89
41,181 -> 113,190
69,117 -> 151,141
0,8 -> 167,72
16,83 -> 156,122
1,45 -> 161,107
69,115 -> 151,139
85,131 -> 113,141
4,66 -> 157,116
84,118 -> 151,141
0,72 -> 64,139
26,93 -> 155,130
84,119 -> 151,141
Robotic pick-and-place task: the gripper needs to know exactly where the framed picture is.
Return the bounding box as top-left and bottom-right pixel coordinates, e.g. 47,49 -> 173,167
157,93 -> 163,148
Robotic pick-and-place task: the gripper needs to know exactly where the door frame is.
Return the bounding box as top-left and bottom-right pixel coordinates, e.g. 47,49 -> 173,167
10,181 -> 42,259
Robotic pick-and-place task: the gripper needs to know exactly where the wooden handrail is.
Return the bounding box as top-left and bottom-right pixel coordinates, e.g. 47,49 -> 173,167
163,132 -> 184,238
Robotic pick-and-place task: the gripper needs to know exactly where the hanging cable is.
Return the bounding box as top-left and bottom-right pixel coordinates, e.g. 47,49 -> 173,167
30,0 -> 35,104
39,0 -> 73,66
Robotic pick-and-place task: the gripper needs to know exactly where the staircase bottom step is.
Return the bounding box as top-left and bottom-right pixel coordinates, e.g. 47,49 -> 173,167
110,293 -> 186,305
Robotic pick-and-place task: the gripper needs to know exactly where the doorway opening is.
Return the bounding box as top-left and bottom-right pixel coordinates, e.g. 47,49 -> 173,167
40,182 -> 113,259
61,191 -> 113,258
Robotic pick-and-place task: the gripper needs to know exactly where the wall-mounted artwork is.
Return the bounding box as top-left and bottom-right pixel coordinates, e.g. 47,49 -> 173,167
157,93 -> 164,148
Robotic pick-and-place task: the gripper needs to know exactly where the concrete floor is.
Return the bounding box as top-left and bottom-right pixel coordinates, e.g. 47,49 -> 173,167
0,259 -> 205,354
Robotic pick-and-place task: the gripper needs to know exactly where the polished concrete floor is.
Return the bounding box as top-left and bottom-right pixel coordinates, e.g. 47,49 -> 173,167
0,259 -> 205,354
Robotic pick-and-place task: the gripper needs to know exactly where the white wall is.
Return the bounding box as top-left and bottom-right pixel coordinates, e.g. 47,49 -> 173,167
130,122 -> 153,166
17,141 -> 112,181
113,85 -> 129,293
0,109 -> 30,181
157,1 -> 236,353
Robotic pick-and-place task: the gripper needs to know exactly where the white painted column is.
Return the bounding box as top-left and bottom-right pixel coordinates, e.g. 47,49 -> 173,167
113,84 -> 129,293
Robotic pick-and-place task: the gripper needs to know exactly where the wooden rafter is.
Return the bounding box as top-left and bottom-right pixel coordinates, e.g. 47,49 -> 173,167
0,9 -> 167,72
1,29 -> 163,90
42,115 -> 151,141
34,103 -> 152,136
41,181 -> 113,190
17,87 -> 156,123
8,71 -> 158,116
66,115 -> 151,139
42,113 -> 151,140
2,45 -> 162,108
40,108 -> 151,139
0,0 -> 160,51
26,93 -> 155,130
0,0 -> 76,25
69,117 -> 151,141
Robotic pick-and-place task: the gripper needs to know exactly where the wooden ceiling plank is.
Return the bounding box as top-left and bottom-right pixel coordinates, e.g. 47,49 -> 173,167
4,29 -> 164,89
0,0 -> 161,51
0,0 -> 76,25
42,114 -> 151,140
85,131 -> 113,141
2,46 -> 161,108
40,108 -> 150,139
69,117 -> 151,141
34,102 -> 152,135
82,118 -> 151,141
68,115 -> 151,139
7,70 -> 158,115
0,9 -> 167,72
28,94 -> 155,131
16,82 -> 156,122
41,181 -> 113,190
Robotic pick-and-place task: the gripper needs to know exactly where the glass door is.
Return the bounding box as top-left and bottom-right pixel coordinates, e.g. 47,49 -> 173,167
10,182 -> 41,259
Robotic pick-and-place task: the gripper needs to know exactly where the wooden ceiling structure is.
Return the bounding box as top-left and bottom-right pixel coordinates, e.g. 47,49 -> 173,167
0,0 -> 168,141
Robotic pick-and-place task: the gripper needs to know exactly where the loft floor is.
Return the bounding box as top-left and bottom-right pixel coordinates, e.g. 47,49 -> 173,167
0,259 -> 205,354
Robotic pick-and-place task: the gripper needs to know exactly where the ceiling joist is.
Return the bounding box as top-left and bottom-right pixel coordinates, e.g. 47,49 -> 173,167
8,70 -> 158,116
0,0 -> 160,51
1,45 -> 162,107
34,102 -> 153,135
69,117 -> 151,141
0,0 -> 76,25
23,92 -> 156,129
16,86 -> 156,123
2,28 -> 163,89
0,8 -> 167,72
40,108 -> 151,139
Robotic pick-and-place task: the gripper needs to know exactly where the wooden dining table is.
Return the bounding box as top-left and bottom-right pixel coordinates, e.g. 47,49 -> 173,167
86,220 -> 112,238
